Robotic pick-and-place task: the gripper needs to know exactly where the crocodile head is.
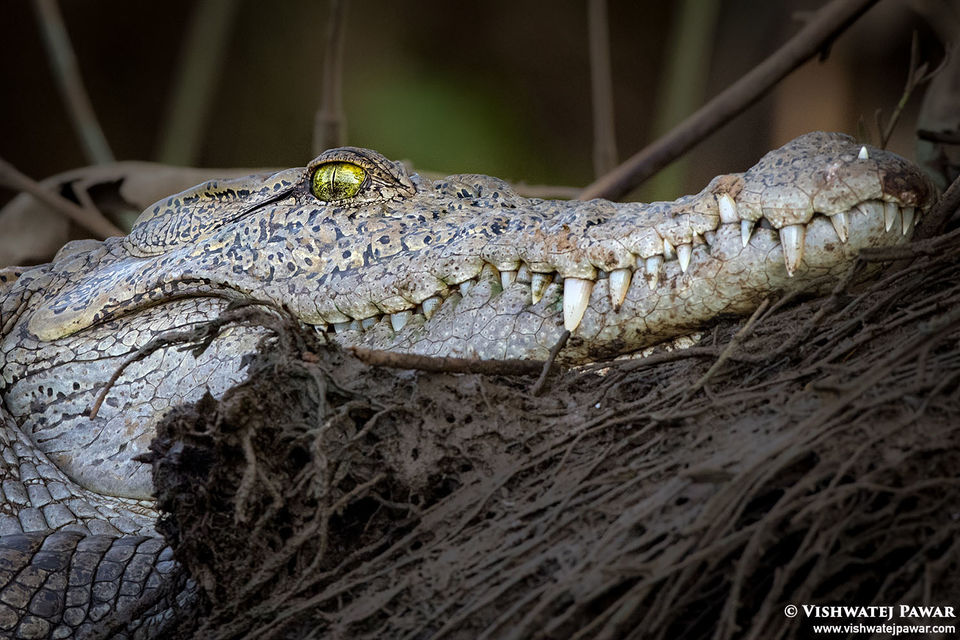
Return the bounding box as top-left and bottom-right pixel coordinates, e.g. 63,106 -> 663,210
23,132 -> 936,362
0,132 -> 935,500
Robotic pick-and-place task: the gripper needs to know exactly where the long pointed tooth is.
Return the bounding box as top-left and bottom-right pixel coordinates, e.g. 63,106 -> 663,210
901,206 -> 915,235
717,193 -> 739,224
531,273 -> 551,304
858,145 -> 869,160
563,277 -> 593,332
460,280 -> 474,296
501,270 -> 517,288
703,230 -> 716,246
741,220 -> 755,247
361,316 -> 378,330
676,244 -> 692,273
645,255 -> 662,288
608,268 -> 631,310
779,224 -> 805,277
422,296 -> 442,320
516,264 -> 531,282
390,310 -> 412,332
830,211 -> 849,243
333,321 -> 351,334
662,238 -> 676,260
883,202 -> 899,232
349,320 -> 361,331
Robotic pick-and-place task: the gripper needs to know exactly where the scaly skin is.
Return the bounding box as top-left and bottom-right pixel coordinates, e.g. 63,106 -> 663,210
0,132 -> 936,637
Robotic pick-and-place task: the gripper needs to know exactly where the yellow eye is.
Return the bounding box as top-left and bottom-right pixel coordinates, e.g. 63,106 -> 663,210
310,162 -> 367,201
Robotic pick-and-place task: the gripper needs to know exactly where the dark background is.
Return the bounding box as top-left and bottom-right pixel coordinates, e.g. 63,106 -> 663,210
0,0 -> 941,206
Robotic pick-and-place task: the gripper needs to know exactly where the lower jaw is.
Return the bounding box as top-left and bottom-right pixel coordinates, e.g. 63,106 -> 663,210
327,212 -> 909,363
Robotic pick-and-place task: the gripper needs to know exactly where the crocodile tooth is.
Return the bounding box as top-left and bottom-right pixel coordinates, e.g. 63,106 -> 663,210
422,296 -> 442,320
703,230 -> 716,246
333,321 -> 351,333
717,193 -> 739,224
609,268 -> 631,310
349,320 -> 361,331
663,238 -> 676,260
901,206 -> 915,235
677,244 -> 692,273
501,270 -> 517,288
390,310 -> 412,332
361,317 -> 377,330
531,273 -> 551,304
460,280 -> 473,296
741,220 -> 755,247
645,255 -> 662,288
858,145 -> 869,160
883,202 -> 899,232
481,263 -> 500,281
779,224 -> 805,277
830,211 -> 849,243
516,264 -> 531,282
563,277 -> 593,332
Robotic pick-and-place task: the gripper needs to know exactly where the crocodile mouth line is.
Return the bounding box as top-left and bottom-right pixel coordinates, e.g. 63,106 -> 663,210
312,196 -> 919,340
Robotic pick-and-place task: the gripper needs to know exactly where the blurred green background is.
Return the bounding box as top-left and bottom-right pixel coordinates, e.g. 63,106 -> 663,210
0,0 -> 942,205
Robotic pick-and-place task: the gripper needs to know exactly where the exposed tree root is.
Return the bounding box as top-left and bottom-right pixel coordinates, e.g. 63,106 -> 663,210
146,227 -> 960,639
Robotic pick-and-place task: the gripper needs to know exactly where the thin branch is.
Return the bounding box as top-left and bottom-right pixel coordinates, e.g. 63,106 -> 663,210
588,0 -> 617,176
156,0 -> 240,165
687,298 -> 769,395
0,155 -> 123,238
878,32 -> 946,149
910,169 -> 960,241
31,0 -> 114,164
531,330 -> 571,396
578,0 -> 881,201
349,347 -> 552,376
313,0 -> 350,154
917,129 -> 960,145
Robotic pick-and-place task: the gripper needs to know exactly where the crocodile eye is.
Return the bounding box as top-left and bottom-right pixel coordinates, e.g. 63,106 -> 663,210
310,161 -> 367,201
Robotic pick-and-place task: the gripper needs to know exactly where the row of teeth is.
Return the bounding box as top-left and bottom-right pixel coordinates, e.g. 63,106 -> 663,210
318,194 -> 916,336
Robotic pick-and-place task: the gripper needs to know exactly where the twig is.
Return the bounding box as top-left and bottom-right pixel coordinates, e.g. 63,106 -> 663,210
313,0 -> 349,154
913,161 -> 960,240
531,330 -> 570,397
579,343 -> 768,374
588,0 -> 617,176
31,0 -> 114,164
917,129 -> 960,145
578,0 -> 881,201
348,347 -> 550,376
687,298 -> 770,395
0,155 -> 123,238
156,0 -> 240,165
878,31 -> 944,149
89,304 -> 278,418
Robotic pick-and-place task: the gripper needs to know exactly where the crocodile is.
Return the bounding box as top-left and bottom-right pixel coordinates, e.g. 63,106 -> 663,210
0,132 -> 936,637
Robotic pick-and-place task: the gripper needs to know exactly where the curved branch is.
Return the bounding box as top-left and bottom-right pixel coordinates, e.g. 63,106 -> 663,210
0,156 -> 124,239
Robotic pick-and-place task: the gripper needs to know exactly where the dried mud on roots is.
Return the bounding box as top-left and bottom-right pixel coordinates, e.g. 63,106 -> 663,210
147,233 -> 960,640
